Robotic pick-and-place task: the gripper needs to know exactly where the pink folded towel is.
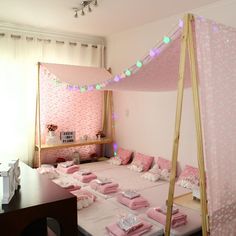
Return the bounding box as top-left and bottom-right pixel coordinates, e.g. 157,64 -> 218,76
146,207 -> 187,228
73,172 -> 97,183
105,219 -> 152,236
64,185 -> 81,191
90,180 -> 119,194
117,193 -> 149,210
57,163 -> 80,174
71,189 -> 96,202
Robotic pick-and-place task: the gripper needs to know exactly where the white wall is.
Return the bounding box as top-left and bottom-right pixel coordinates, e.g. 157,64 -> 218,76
106,0 -> 236,169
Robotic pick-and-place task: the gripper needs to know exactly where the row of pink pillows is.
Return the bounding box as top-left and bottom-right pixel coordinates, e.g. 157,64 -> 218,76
117,147 -> 199,188
117,147 -> 171,171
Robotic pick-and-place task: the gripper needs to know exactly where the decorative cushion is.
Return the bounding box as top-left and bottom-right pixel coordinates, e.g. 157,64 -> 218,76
117,148 -> 133,165
132,152 -> 154,171
141,164 -> 170,182
128,162 -> 144,172
177,165 -> 199,189
157,157 -> 172,171
141,164 -> 161,181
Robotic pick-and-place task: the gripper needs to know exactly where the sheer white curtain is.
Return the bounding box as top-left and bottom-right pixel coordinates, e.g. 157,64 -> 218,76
0,32 -> 104,165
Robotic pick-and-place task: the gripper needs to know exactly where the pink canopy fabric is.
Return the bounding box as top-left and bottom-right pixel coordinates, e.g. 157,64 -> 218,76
41,63 -> 112,85
105,30 -> 191,91
40,27 -> 191,92
195,17 -> 236,235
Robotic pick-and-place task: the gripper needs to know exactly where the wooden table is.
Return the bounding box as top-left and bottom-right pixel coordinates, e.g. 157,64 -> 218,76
0,162 -> 78,236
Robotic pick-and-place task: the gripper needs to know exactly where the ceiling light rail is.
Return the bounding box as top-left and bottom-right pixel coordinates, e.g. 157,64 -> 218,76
73,0 -> 98,18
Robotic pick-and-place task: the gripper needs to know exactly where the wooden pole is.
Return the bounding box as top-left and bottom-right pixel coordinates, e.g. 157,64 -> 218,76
187,14 -> 209,235
109,91 -> 115,155
165,14 -> 190,236
36,62 -> 42,167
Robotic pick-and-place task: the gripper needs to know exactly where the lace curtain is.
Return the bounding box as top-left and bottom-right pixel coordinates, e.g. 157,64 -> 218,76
195,17 -> 236,235
0,32 -> 104,165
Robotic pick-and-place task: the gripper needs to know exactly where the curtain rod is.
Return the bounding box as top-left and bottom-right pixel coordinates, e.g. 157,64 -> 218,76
2,33 -> 99,48
0,22 -> 105,45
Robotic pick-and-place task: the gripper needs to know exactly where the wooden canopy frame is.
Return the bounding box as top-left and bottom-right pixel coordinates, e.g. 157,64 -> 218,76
165,14 -> 208,236
35,63 -> 115,167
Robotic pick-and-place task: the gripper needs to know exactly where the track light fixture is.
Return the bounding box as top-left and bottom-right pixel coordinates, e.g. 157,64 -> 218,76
73,0 -> 99,18
74,10 -> 78,18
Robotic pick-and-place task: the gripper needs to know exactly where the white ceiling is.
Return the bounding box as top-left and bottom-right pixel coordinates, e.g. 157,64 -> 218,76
0,0 -> 220,37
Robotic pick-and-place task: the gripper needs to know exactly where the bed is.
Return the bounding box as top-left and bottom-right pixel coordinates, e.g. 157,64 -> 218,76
39,160 -> 201,236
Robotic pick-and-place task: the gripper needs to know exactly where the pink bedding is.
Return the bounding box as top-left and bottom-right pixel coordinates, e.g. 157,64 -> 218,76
89,180 -> 119,194
73,172 -> 97,183
105,219 -> 152,236
146,207 -> 187,228
116,193 -> 149,210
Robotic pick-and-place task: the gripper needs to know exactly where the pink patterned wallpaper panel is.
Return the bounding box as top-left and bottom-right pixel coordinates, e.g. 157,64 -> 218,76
39,70 -> 103,163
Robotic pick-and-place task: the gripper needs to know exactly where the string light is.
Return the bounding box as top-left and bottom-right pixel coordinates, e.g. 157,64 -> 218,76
42,17 -> 184,91
136,60 -> 143,68
114,75 -> 121,82
125,69 -> 131,77
96,84 -> 101,90
163,36 -> 171,44
80,87 -> 86,92
88,85 -> 94,91
179,19 -> 184,28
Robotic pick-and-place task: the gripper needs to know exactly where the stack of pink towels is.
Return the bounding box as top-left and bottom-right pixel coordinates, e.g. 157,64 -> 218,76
146,206 -> 187,228
89,178 -> 119,194
73,170 -> 97,183
57,161 -> 80,174
116,192 -> 149,210
70,189 -> 96,210
106,218 -> 152,236
63,184 -> 81,191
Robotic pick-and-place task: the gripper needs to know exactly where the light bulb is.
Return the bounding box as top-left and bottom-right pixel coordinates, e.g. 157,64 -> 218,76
125,69 -> 131,77
96,84 -> 101,90
88,5 -> 92,12
163,36 -> 171,44
114,75 -> 120,82
136,60 -> 143,68
93,0 -> 98,6
81,9 -> 85,16
88,85 -> 94,91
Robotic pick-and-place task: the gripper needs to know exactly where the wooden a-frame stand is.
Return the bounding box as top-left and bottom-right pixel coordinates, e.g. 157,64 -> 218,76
35,63 -> 115,167
165,14 -> 209,236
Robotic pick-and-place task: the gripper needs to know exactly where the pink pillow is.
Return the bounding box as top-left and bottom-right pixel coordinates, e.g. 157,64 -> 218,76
157,157 -> 172,172
132,152 -> 154,171
177,165 -> 199,189
117,148 -> 132,165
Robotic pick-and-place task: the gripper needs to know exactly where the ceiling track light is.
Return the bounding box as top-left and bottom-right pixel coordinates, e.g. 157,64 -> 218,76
73,8 -> 79,18
73,0 -> 98,18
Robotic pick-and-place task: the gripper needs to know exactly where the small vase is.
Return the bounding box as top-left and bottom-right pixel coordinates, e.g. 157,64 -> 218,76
46,131 -> 58,145
48,131 -> 55,137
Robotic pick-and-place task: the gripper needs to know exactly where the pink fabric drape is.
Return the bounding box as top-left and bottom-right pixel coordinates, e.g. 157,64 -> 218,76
195,17 -> 236,235
39,67 -> 103,163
